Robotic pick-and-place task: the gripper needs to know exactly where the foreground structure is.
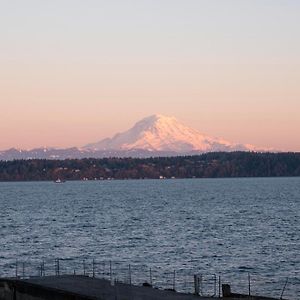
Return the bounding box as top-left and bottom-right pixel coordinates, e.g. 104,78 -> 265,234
0,275 -> 284,300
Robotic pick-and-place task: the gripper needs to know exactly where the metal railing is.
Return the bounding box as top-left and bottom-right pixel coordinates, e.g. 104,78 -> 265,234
1,258 -> 298,299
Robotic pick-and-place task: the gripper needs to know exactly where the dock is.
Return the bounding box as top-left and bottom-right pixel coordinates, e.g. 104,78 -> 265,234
0,275 -> 284,300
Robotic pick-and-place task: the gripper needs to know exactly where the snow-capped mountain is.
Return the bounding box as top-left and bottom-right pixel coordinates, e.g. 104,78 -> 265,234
84,114 -> 256,153
0,114 -> 262,160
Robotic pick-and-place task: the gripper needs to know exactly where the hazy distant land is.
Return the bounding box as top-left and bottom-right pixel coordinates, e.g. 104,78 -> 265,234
0,152 -> 300,181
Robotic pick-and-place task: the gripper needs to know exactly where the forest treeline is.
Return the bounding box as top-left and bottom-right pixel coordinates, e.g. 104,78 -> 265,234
0,152 -> 300,181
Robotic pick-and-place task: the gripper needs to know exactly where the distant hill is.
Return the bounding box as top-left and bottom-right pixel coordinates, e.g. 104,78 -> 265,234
0,152 -> 299,181
0,147 -> 176,160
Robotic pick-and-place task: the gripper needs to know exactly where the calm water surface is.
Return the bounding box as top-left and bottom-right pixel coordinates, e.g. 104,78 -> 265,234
0,178 -> 299,298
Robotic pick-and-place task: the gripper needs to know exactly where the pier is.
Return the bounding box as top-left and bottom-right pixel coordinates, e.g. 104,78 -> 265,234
0,275 -> 284,300
0,259 -> 294,300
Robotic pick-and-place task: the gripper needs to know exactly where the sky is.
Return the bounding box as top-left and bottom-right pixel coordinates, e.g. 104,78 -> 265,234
1,0 -> 300,151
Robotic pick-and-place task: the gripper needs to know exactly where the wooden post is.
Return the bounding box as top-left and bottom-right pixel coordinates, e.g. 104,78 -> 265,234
222,284 -> 231,297
218,276 -> 221,298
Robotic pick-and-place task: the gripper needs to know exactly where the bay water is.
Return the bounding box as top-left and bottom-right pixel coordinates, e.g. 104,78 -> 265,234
0,178 -> 299,298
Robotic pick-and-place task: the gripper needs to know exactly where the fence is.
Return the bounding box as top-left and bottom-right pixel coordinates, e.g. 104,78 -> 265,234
1,258 -> 298,299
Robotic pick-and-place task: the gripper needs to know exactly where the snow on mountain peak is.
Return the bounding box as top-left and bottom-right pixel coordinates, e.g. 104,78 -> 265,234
84,114 -> 256,153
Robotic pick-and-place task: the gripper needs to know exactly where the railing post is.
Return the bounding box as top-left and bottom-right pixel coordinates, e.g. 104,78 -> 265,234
109,261 -> 112,282
214,274 -> 217,297
248,273 -> 251,297
199,274 -> 203,296
92,259 -> 95,278
280,277 -> 289,300
15,260 -> 18,278
39,261 -> 45,277
218,276 -> 221,298
194,275 -> 199,295
83,260 -> 86,276
22,262 -> 25,279
43,260 -> 45,276
173,270 -> 176,291
128,264 -> 132,285
149,268 -> 153,286
55,258 -> 60,276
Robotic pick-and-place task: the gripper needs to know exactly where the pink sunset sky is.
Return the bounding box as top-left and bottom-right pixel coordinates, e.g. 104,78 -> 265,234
1,1 -> 300,151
